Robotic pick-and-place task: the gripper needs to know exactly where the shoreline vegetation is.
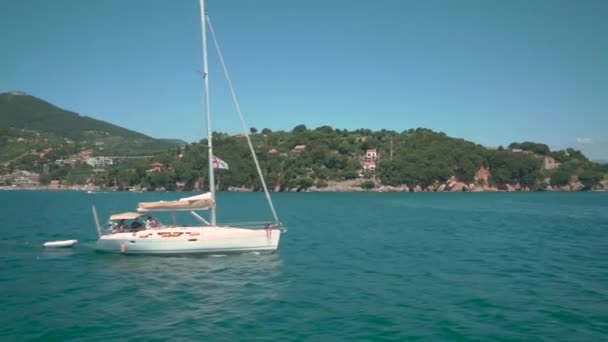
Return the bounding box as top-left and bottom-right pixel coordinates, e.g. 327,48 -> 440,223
2,178 -> 607,193
3,126 -> 606,194
2,93 -> 607,193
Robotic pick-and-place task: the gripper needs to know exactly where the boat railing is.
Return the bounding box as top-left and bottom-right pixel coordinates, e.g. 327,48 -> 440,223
220,221 -> 286,232
98,221 -> 285,234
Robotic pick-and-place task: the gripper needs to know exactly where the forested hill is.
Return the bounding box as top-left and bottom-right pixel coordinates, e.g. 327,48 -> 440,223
0,91 -> 605,191
0,91 -> 182,155
107,125 -> 606,192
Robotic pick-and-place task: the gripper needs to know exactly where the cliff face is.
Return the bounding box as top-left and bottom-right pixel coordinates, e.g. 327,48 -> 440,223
474,166 -> 490,184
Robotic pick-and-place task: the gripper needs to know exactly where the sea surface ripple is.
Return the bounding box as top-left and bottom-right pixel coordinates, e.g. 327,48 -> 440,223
0,191 -> 607,341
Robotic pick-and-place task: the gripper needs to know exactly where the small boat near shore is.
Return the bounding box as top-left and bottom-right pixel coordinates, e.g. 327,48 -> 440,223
43,240 -> 78,248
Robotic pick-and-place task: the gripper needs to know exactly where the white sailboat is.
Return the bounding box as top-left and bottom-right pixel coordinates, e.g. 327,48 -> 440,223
92,0 -> 285,255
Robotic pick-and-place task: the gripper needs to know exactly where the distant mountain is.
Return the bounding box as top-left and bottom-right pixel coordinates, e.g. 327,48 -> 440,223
0,91 -> 184,155
158,138 -> 189,146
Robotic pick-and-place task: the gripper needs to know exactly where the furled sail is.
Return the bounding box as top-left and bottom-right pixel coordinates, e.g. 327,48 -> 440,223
137,192 -> 214,211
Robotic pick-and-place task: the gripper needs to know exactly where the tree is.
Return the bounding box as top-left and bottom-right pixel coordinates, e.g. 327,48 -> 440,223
565,148 -> 588,162
315,125 -> 333,133
578,169 -> 602,189
508,142 -> 550,155
292,124 -> 307,133
360,180 -> 375,189
297,178 -> 314,191
550,169 -> 570,186
249,127 -> 258,134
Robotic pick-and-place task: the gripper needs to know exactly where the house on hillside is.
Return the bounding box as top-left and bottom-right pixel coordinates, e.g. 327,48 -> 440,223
363,160 -> 377,172
146,162 -> 164,173
0,170 -> 40,187
362,148 -> 378,172
365,148 -> 378,160
510,148 -> 533,155
55,158 -> 78,166
85,157 -> 113,167
78,149 -> 94,160
291,145 -> 306,153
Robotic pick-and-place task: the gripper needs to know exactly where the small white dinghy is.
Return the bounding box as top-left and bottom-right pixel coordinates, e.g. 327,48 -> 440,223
43,240 -> 78,248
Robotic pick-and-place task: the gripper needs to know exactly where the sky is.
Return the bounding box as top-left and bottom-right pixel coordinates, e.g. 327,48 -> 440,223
1,0 -> 607,160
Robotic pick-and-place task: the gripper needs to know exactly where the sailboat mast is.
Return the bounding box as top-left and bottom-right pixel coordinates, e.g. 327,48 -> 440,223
199,0 -> 216,225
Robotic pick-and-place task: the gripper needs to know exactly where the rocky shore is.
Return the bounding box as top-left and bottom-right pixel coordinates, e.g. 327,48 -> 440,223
295,179 -> 607,193
3,172 -> 607,193
2,182 -> 606,192
225,178 -> 608,193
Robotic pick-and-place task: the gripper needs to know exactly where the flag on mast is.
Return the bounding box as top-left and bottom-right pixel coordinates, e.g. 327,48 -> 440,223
212,155 -> 229,170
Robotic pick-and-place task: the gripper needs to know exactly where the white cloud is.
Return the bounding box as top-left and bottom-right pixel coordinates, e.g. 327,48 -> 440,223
576,137 -> 593,144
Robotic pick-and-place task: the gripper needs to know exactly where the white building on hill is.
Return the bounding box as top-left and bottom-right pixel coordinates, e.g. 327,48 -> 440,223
85,157 -> 114,167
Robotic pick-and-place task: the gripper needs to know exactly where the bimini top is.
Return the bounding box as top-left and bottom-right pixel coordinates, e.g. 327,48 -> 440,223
137,192 -> 214,212
109,212 -> 146,220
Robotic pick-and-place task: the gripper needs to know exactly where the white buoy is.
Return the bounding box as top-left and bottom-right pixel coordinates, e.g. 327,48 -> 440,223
43,240 -> 78,248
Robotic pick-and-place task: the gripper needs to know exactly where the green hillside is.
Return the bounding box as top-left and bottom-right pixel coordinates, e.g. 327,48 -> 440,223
0,91 -> 605,191
91,126 -> 606,192
0,91 -> 182,156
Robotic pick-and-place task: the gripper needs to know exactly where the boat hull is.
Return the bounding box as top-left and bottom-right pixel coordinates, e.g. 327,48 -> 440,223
43,239 -> 78,248
95,226 -> 281,255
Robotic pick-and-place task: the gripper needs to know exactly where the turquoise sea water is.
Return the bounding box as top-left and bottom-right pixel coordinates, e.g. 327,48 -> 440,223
0,191 -> 607,341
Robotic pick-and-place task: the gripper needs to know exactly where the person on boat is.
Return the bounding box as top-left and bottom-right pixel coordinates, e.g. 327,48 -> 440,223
130,220 -> 143,231
113,219 -> 126,233
145,216 -> 159,229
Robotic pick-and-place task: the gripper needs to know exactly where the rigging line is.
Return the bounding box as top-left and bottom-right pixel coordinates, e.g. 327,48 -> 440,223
206,14 -> 281,225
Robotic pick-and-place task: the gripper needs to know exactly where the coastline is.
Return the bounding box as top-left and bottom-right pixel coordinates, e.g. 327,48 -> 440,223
1,184 -> 606,193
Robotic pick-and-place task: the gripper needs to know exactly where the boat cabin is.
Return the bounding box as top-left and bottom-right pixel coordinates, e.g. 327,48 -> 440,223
106,212 -> 160,234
